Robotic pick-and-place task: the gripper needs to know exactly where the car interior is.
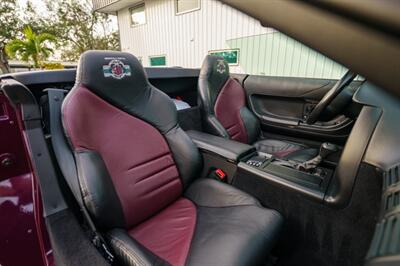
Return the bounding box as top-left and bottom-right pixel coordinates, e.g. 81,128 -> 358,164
1,1 -> 399,266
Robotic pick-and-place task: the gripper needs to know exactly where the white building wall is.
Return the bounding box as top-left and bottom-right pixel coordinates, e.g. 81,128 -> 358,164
116,0 -> 347,78
117,0 -> 271,72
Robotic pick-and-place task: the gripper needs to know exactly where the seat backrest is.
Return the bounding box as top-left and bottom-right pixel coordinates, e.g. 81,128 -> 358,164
198,55 -> 259,144
62,50 -> 201,230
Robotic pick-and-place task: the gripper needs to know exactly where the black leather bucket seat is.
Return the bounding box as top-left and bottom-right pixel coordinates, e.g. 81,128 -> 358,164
198,55 -> 318,161
62,51 -> 283,266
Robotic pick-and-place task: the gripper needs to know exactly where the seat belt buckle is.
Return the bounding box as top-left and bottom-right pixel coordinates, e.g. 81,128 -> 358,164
214,168 -> 227,182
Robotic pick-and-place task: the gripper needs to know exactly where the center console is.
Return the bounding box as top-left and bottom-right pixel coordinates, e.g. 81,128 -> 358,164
187,130 -> 338,203
240,152 -> 334,201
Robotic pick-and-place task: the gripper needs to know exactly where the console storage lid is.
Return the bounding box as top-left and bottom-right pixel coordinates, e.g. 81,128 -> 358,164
186,130 -> 256,163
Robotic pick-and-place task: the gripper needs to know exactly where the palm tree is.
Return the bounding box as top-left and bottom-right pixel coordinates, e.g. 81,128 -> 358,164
5,26 -> 56,69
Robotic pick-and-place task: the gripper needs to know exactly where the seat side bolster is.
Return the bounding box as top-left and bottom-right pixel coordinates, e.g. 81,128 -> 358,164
164,127 -> 203,189
185,205 -> 283,266
204,115 -> 230,138
75,150 -> 125,230
198,55 -> 231,139
107,229 -> 169,266
239,107 -> 260,144
198,77 -> 229,138
185,178 -> 261,207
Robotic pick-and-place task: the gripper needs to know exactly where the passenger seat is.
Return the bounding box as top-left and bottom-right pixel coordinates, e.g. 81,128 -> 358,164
62,51 -> 283,266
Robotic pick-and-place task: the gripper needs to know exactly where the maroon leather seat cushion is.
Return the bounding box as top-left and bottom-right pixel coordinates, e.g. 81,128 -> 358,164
130,198 -> 196,265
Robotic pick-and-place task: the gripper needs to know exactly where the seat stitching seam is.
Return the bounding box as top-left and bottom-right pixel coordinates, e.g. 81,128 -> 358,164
127,151 -> 171,171
134,164 -> 176,185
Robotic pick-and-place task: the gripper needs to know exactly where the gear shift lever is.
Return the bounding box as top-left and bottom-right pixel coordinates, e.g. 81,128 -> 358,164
319,142 -> 338,159
297,142 -> 338,171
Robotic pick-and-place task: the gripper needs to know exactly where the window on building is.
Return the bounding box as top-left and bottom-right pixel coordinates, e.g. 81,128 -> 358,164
130,3 -> 146,26
209,49 -> 239,65
176,0 -> 200,15
149,55 -> 166,66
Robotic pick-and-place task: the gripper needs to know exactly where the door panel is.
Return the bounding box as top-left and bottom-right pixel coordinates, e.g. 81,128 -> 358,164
251,95 -> 305,121
242,75 -> 361,143
244,75 -> 334,99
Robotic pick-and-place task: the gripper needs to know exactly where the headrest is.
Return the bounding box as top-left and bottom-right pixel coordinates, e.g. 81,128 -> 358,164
76,50 -> 148,105
199,55 -> 230,92
72,50 -> 178,134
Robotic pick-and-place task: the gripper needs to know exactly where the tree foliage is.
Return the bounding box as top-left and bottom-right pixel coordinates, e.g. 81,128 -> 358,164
46,0 -> 119,61
0,0 -> 120,73
0,0 -> 20,73
0,0 -> 60,73
6,26 -> 56,68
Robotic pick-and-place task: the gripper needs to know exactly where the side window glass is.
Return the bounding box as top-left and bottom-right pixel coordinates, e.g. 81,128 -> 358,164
228,31 -> 348,79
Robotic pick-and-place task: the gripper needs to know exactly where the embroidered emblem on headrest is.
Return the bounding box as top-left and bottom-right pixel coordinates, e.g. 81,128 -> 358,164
216,59 -> 227,74
103,59 -> 131,79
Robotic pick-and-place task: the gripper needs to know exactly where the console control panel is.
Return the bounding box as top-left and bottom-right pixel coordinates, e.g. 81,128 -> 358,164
246,156 -> 267,167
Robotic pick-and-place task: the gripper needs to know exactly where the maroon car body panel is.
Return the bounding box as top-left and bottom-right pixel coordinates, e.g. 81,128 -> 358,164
0,92 -> 52,266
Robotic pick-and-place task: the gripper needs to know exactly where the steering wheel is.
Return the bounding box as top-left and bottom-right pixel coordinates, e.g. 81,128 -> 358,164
306,70 -> 357,124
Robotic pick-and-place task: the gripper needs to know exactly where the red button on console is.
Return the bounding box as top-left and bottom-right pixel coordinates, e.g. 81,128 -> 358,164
215,169 -> 226,180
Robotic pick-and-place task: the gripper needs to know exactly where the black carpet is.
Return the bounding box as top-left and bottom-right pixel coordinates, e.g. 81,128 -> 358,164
233,163 -> 382,266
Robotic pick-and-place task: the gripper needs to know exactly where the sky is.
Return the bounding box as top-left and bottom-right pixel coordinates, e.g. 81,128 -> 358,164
19,0 -> 47,10
17,0 -> 118,33
17,0 -> 118,26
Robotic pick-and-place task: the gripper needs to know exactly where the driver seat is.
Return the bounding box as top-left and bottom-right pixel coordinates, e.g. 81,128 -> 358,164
198,55 -> 318,161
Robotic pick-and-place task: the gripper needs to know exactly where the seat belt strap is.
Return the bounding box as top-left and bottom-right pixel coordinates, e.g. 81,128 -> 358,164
46,88 -> 114,263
